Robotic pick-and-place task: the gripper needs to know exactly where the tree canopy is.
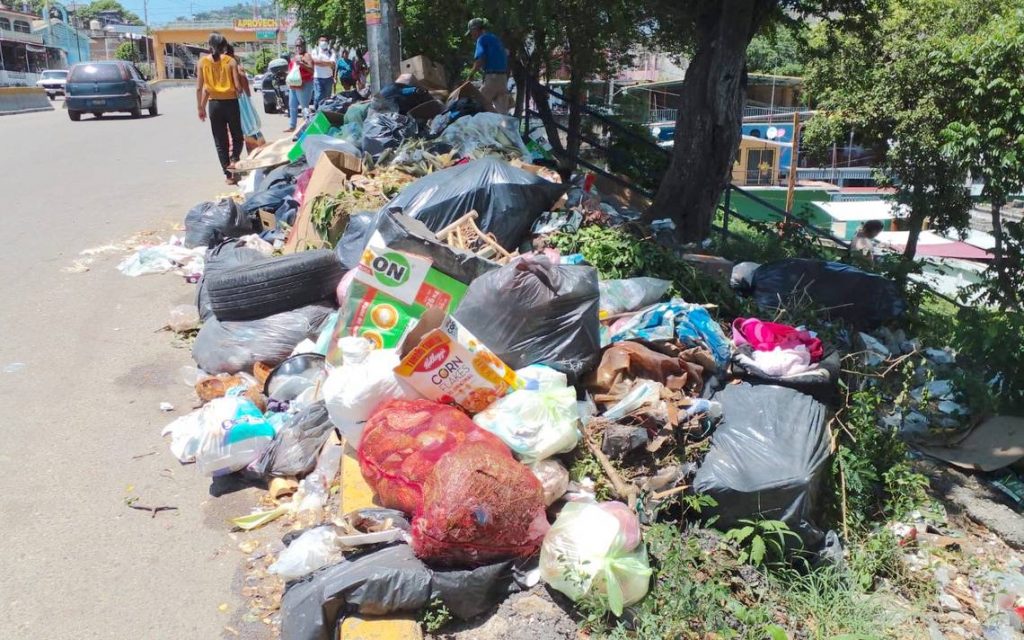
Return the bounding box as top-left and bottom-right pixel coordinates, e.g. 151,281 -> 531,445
73,0 -> 143,26
802,0 -> 1013,261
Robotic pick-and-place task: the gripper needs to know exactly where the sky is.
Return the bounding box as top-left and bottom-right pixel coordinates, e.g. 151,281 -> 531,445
116,0 -> 268,27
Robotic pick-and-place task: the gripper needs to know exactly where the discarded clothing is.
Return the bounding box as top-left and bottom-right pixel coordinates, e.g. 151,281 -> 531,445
732,317 -> 823,362
739,345 -> 815,378
609,299 -> 731,369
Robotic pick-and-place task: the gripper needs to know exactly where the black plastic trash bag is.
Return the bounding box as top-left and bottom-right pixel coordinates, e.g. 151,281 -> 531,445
196,239 -> 268,321
732,349 -> 842,406
380,82 -> 432,114
250,401 -> 335,478
183,199 -> 259,248
280,544 -> 516,640
361,113 -> 418,158
746,259 -> 906,330
694,383 -> 830,547
334,209 -> 498,283
256,160 -> 309,193
242,181 -> 296,217
192,303 -> 333,374
382,158 -> 566,250
334,211 -> 376,270
454,256 -> 601,380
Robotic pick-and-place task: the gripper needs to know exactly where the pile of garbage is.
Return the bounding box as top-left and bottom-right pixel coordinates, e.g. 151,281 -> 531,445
117,66 -> 1024,639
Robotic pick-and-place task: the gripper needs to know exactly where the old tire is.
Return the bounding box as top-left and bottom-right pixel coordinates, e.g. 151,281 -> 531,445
130,99 -> 142,118
206,249 -> 345,321
68,110 -> 81,121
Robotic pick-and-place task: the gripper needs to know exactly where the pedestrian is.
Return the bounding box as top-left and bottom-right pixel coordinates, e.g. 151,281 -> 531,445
352,47 -> 368,94
850,219 -> 885,262
311,35 -> 336,107
196,32 -> 246,185
466,18 -> 511,113
285,37 -> 314,133
337,48 -> 355,91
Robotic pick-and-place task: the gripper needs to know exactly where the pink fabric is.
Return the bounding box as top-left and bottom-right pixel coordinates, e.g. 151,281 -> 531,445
731,317 -> 824,362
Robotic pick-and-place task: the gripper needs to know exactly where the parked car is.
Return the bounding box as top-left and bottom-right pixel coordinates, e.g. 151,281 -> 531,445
35,69 -> 68,99
65,61 -> 157,121
253,73 -> 264,91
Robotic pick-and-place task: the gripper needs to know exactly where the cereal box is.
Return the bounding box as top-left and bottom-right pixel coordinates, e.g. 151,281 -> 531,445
395,309 -> 522,414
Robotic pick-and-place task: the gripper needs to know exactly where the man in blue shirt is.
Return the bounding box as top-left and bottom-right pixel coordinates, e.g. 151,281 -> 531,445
467,18 -> 511,113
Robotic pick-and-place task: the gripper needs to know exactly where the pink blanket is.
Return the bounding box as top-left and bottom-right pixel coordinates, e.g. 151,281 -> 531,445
732,317 -> 824,362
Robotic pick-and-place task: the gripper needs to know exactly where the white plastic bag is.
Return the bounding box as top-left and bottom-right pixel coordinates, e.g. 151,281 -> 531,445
269,526 -> 343,581
286,64 -> 303,87
529,459 -> 570,506
539,501 -> 651,616
598,277 -> 672,317
322,348 -> 420,445
473,383 -> 580,463
439,113 -> 531,159
194,397 -> 277,476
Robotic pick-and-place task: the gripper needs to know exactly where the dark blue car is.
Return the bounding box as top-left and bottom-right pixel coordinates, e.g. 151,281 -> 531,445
65,61 -> 157,121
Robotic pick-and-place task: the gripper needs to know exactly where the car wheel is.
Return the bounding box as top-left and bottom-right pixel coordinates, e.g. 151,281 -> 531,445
130,99 -> 142,118
148,96 -> 158,117
205,250 -> 345,321
68,110 -> 81,121
47,93 -> 54,101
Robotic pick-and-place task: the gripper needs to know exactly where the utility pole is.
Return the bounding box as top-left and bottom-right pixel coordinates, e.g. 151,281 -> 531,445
364,0 -> 399,94
142,0 -> 150,66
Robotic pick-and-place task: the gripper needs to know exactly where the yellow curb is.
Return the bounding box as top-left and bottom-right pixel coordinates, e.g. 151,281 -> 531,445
337,451 -> 422,640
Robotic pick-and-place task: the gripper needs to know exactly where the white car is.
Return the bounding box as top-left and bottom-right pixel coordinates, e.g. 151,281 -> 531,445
253,73 -> 265,91
36,69 -> 68,100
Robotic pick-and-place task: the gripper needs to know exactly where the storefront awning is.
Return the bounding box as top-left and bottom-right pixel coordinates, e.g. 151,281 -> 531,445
25,44 -> 47,53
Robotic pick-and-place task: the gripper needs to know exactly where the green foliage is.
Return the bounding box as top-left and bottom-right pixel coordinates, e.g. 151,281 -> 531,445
833,379 -> 930,532
802,0 -> 1005,259
114,40 -> 138,62
746,21 -> 808,76
568,449 -> 612,501
722,519 -> 802,568
252,47 -> 283,74
951,306 -> 1024,414
549,225 -> 745,315
597,524 -> 896,639
606,120 -> 668,193
73,0 -> 142,26
175,2 -> 274,23
418,597 -> 453,633
941,9 -> 1024,308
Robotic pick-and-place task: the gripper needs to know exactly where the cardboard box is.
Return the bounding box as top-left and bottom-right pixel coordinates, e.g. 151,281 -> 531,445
395,308 -> 521,414
400,55 -> 448,90
445,81 -> 493,113
283,150 -> 363,254
327,244 -> 468,358
407,98 -> 445,121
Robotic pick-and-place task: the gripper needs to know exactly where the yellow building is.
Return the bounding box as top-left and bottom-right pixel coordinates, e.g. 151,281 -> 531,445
732,135 -> 789,186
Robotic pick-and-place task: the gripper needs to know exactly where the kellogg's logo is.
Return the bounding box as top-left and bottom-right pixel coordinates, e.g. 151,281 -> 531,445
416,344 -> 450,372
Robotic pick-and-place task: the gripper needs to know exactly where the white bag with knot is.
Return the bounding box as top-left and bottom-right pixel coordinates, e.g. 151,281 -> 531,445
473,371 -> 580,463
323,348 -> 421,446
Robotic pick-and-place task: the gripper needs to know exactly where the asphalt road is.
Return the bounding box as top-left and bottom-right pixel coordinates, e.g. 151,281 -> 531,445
0,87 -> 285,639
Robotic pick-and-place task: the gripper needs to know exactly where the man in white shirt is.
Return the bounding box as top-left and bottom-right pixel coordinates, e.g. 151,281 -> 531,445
311,36 -> 337,107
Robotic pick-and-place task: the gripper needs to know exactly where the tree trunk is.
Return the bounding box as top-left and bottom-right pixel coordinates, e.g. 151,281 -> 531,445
988,199 -> 1017,307
563,71 -> 585,176
648,0 -> 775,242
902,189 -> 927,262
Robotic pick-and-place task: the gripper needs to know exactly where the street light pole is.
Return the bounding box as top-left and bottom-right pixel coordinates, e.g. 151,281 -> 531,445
142,0 -> 150,66
365,0 -> 399,94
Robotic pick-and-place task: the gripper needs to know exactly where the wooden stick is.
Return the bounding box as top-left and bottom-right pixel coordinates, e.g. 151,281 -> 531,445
584,426 -> 637,508
652,485 -> 690,501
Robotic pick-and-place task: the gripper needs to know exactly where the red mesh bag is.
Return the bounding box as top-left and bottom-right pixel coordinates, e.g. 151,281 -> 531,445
357,399 -> 510,514
412,443 -> 550,566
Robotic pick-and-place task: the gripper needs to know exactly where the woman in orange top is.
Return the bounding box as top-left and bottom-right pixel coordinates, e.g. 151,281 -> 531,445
196,32 -> 247,185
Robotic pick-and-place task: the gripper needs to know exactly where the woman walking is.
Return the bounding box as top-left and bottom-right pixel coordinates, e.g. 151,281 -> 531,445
196,33 -> 245,185
285,37 -> 314,133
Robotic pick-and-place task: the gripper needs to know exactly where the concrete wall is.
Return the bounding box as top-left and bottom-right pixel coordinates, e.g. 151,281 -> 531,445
0,87 -> 54,115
